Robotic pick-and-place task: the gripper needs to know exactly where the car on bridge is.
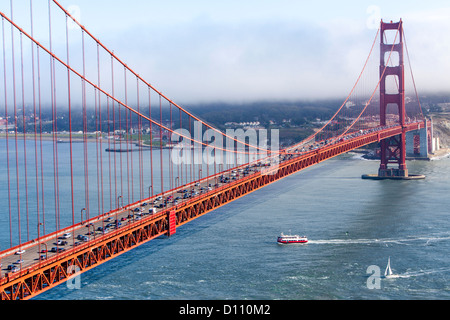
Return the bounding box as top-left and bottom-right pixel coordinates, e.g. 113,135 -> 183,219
77,235 -> 90,242
7,265 -> 19,273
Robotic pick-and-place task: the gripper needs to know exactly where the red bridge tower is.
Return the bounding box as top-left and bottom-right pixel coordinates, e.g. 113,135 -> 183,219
363,19 -> 425,180
378,19 -> 408,178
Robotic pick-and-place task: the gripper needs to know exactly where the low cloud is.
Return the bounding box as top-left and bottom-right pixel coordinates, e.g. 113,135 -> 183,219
108,18 -> 375,103
106,7 -> 450,104
2,1 -> 448,105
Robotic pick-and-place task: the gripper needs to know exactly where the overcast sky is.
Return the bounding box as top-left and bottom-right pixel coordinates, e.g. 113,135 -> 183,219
3,1 -> 450,104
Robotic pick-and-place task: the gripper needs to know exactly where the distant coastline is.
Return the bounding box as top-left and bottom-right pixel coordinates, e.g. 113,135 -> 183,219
0,132 -> 98,142
0,132 -> 165,147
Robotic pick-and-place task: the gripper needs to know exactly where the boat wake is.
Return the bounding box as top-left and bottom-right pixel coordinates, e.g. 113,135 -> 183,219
384,267 -> 450,279
308,238 -> 381,245
307,233 -> 450,246
382,257 -> 450,280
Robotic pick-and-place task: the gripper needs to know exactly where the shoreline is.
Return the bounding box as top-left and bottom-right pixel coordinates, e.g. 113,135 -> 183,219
0,133 -> 169,149
428,148 -> 450,160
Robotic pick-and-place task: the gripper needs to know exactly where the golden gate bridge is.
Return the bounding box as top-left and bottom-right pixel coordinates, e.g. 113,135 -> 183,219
0,1 -> 430,299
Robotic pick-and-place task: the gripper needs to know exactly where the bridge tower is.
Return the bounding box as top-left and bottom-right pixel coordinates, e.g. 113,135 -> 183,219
378,19 -> 408,178
363,19 -> 425,180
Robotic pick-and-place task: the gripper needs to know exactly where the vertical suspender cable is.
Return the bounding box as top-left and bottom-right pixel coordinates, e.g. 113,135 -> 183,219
20,32 -> 30,242
37,45 -> 46,235
30,0 -> 41,245
97,43 -> 104,217
119,67 -> 123,204
169,103 -> 173,192
49,0 -> 59,237
148,87 -> 154,198
2,16 -> 13,247
81,30 -> 90,223
10,0 -> 22,250
94,52 -> 100,219
159,95 -> 164,196
124,67 -> 130,203
111,55 -> 117,208
65,13 -> 76,239
107,96 -> 112,211
137,76 -> 143,201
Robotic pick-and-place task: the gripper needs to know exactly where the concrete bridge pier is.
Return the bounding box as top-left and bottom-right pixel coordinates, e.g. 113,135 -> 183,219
406,119 -> 430,159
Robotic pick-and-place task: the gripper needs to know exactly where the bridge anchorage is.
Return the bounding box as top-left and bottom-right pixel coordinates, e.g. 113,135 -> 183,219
362,20 -> 426,180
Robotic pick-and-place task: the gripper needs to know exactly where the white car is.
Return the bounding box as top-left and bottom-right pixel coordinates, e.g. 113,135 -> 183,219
15,249 -> 26,255
62,233 -> 72,239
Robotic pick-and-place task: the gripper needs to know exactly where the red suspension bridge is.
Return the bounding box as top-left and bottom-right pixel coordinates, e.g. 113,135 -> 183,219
0,1 -> 430,300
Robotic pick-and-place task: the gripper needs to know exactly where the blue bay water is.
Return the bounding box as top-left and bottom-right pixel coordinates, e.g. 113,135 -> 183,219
1,138 -> 449,299
35,153 -> 450,300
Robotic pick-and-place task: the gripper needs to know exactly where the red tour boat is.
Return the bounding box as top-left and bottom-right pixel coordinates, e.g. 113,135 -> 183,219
277,233 -> 308,244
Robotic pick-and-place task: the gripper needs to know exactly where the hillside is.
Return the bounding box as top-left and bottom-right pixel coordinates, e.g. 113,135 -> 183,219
422,95 -> 450,149
430,112 -> 450,149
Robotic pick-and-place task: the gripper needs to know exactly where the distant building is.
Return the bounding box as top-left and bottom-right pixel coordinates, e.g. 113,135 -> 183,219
0,118 -> 15,131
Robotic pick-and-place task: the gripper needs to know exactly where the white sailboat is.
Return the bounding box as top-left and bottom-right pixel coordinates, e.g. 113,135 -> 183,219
384,256 -> 393,277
